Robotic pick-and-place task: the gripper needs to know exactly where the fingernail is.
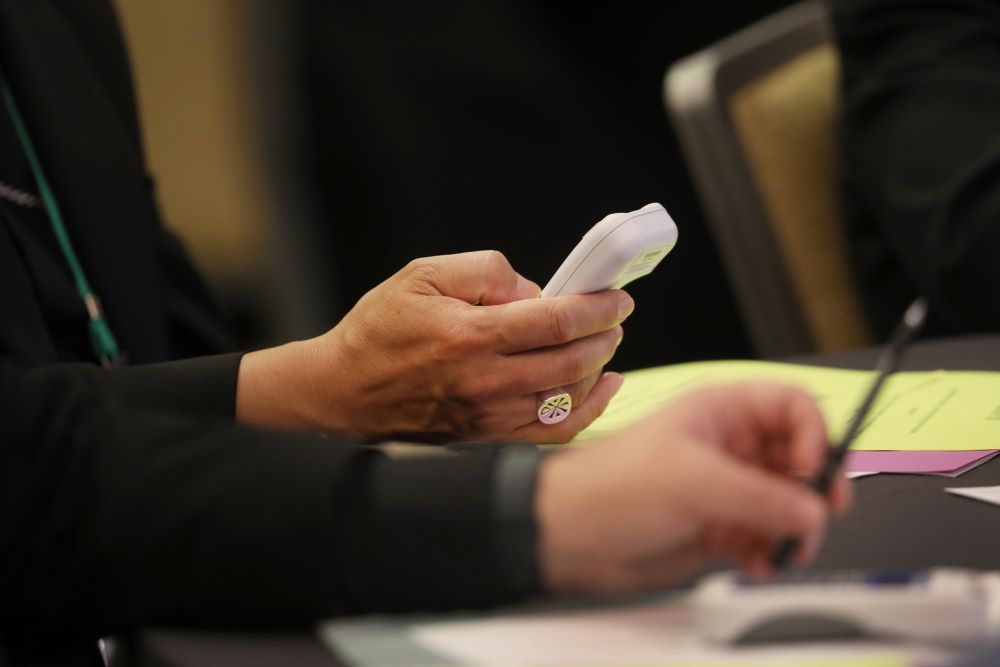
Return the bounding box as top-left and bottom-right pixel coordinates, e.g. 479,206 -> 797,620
615,328 -> 624,348
618,294 -> 635,321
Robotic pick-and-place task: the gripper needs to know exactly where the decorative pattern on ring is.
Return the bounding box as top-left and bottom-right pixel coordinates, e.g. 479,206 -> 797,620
538,393 -> 572,425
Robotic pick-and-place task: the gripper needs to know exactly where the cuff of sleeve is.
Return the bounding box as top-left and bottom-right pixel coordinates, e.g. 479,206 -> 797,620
100,353 -> 244,420
492,445 -> 544,598
352,446 -> 540,612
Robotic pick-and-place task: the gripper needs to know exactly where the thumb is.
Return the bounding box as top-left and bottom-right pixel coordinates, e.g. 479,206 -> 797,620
414,250 -> 541,305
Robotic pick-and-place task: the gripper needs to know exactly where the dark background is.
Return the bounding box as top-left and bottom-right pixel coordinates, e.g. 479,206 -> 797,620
279,1 -> 798,370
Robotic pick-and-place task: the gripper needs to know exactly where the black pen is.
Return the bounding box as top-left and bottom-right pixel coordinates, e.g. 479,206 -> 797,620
771,297 -> 930,569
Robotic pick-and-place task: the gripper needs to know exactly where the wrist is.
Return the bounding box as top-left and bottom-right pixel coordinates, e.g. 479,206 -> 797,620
535,450 -> 590,595
235,336 -> 352,434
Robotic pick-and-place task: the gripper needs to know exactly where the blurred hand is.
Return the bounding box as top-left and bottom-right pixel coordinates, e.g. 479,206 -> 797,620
536,383 -> 852,595
236,251 -> 632,442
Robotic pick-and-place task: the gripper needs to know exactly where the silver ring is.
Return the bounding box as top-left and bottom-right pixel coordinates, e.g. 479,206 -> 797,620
537,392 -> 572,425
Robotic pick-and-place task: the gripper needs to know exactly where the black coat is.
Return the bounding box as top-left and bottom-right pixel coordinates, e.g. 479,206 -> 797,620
0,2 -> 520,664
835,0 -> 1000,338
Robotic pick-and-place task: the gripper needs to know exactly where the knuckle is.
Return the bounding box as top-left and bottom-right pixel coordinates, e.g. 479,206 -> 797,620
547,303 -> 576,344
440,319 -> 483,355
559,349 -> 587,383
459,371 -> 505,401
481,250 -> 512,274
402,257 -> 438,284
482,250 -> 517,295
403,257 -> 431,272
473,309 -> 504,342
489,321 -> 513,350
457,312 -> 501,351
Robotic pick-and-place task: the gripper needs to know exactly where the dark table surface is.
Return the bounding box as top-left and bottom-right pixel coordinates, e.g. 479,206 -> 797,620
793,335 -> 1000,572
129,334 -> 1000,667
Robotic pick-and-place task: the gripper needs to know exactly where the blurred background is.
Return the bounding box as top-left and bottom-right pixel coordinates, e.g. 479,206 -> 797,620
113,0 -> 799,371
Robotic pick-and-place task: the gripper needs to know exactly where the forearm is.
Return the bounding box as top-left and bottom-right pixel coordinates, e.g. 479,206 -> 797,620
101,353 -> 244,418
0,360 -> 539,651
36,355 -> 244,420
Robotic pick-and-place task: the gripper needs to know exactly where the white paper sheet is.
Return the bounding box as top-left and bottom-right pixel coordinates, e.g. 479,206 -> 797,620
409,599 -> 945,666
946,485 -> 1000,506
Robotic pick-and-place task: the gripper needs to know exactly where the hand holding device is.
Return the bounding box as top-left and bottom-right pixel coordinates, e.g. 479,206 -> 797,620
236,251 -> 630,443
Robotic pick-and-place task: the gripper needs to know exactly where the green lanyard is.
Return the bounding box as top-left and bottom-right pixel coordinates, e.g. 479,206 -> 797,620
1,77 -> 121,367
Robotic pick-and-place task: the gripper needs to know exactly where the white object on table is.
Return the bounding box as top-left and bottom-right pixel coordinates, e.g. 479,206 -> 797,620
403,597 -> 949,667
946,486 -> 1000,507
693,569 -> 994,647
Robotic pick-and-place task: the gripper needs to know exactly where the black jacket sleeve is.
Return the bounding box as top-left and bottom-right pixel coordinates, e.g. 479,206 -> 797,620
82,353 -> 244,419
835,0 -> 1000,336
0,360 -> 529,652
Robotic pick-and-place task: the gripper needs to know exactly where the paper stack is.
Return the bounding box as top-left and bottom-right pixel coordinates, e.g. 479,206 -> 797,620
568,361 -> 1000,479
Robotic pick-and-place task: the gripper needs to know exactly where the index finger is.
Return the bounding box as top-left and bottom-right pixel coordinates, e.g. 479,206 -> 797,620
679,383 -> 829,478
481,290 -> 634,353
407,251 -> 541,305
697,448 -> 828,540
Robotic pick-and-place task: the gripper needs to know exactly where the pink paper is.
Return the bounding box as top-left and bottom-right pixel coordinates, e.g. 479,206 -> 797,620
845,450 -> 998,476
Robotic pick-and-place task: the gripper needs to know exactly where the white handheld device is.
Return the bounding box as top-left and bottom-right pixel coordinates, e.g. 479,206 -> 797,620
541,202 -> 678,297
693,569 -> 1000,646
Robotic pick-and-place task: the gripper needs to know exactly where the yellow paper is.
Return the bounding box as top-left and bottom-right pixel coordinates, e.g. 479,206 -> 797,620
571,361 -> 1000,451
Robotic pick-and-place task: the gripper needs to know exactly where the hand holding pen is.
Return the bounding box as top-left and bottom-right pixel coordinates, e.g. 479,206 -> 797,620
771,297 -> 930,569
